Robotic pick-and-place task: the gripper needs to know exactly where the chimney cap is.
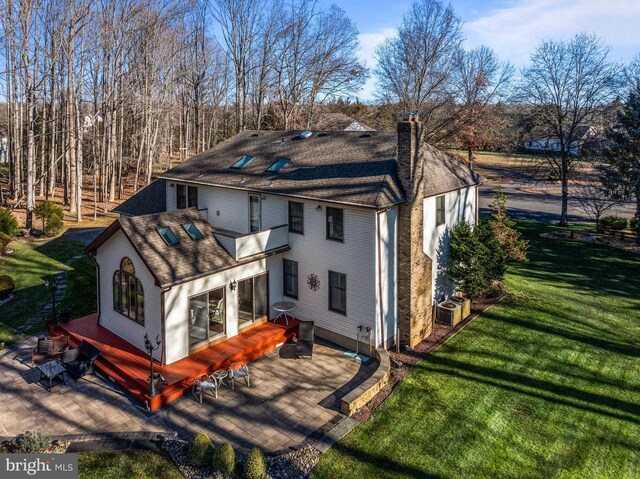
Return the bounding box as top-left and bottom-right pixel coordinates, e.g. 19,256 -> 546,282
401,111 -> 420,122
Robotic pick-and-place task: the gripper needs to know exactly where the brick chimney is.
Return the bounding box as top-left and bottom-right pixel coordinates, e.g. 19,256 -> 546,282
396,113 -> 434,347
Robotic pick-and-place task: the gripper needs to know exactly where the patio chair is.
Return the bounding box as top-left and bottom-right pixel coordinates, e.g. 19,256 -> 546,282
295,321 -> 315,359
32,335 -> 69,366
191,375 -> 218,403
227,362 -> 250,390
61,340 -> 100,380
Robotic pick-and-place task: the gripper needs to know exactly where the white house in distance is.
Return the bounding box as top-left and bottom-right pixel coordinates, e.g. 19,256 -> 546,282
524,124 -> 598,156
85,115 -> 483,366
0,125 -> 8,164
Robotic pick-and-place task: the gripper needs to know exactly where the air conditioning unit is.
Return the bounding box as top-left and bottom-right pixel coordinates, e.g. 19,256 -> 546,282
449,295 -> 471,319
437,301 -> 462,326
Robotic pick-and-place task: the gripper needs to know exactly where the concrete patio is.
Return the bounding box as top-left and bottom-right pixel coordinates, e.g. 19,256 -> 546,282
0,334 -> 376,454
163,340 -> 377,454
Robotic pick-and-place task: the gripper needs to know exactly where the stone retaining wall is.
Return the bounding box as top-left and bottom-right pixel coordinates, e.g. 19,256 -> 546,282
340,347 -> 391,416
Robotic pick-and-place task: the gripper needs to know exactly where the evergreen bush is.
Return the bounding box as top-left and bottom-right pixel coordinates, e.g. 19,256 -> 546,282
15,429 -> 51,453
243,446 -> 267,479
33,201 -> 64,236
0,231 -> 12,254
629,215 -> 638,232
212,442 -> 235,475
0,207 -> 19,237
0,275 -> 16,299
598,216 -> 628,234
187,432 -> 212,468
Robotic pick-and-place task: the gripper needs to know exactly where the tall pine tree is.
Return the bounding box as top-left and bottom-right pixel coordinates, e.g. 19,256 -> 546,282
602,82 -> 640,245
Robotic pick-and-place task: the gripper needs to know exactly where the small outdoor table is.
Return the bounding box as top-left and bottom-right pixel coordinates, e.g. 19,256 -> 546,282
211,369 -> 229,389
272,301 -> 296,325
38,359 -> 67,392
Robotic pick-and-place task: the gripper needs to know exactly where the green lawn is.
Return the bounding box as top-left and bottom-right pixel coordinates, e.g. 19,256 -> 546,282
0,235 -> 87,343
59,255 -> 97,320
314,221 -> 640,479
78,451 -> 182,479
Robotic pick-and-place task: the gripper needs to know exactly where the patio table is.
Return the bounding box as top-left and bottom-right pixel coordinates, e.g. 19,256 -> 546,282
38,359 -> 67,392
272,301 -> 296,325
211,369 -> 229,389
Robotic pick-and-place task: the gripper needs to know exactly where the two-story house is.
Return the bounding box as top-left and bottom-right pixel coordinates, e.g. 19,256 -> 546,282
85,116 -> 483,366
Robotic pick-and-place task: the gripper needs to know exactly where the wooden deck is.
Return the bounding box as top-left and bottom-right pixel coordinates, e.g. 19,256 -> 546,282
52,314 -> 299,411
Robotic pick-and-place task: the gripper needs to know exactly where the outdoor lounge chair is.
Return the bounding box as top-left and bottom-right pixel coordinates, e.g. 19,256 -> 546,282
61,340 -> 100,380
295,320 -> 315,359
227,362 -> 250,389
32,335 -> 69,365
191,375 -> 218,402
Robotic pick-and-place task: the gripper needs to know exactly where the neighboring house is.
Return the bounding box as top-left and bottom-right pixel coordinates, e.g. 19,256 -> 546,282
524,125 -> 597,156
0,125 -> 7,164
86,117 -> 483,365
312,112 -> 375,132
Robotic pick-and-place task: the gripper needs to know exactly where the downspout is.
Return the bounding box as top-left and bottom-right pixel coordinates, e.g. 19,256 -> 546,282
376,209 -> 387,350
88,251 -> 101,325
160,287 -> 169,365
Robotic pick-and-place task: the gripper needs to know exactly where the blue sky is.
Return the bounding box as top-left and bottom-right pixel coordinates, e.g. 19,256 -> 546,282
321,0 -> 640,100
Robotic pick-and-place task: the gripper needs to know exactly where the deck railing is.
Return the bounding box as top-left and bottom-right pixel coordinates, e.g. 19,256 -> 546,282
214,224 -> 289,261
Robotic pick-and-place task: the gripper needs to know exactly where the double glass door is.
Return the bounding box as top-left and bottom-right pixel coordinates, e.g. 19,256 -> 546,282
238,273 -> 269,329
189,287 -> 225,350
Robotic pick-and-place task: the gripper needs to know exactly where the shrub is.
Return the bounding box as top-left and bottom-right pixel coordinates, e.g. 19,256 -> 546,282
243,446 -> 267,479
0,207 -> 19,237
33,201 -> 64,236
630,215 -> 638,232
188,433 -> 212,468
212,443 -> 235,475
598,216 -> 628,234
0,443 -> 8,453
0,275 -> 16,299
16,429 -> 51,453
0,231 -> 12,254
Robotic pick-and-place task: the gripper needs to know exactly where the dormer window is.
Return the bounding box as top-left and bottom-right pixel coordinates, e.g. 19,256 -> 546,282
182,223 -> 204,241
230,156 -> 254,169
266,158 -> 290,172
157,227 -> 180,245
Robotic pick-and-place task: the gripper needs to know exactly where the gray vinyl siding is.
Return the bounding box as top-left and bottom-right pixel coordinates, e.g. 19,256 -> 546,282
95,230 -> 163,361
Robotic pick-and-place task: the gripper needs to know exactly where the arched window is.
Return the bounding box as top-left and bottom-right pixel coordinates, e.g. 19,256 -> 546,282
113,257 -> 144,325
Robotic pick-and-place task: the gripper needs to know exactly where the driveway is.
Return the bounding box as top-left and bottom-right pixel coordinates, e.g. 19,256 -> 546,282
63,227 -> 105,245
479,183 -> 636,222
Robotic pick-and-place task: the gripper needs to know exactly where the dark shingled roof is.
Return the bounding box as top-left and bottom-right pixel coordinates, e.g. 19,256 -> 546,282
157,130 -> 483,208
86,208 -> 239,287
113,179 -> 167,216
157,130 -> 404,208
422,144 -> 484,197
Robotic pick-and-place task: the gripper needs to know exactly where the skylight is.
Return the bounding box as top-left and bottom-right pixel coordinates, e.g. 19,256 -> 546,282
230,156 -> 254,169
157,227 -> 180,246
266,158 -> 290,173
182,222 -> 204,241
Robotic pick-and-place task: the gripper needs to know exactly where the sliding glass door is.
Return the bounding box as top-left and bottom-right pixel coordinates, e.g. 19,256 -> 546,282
189,287 -> 225,350
238,273 -> 269,329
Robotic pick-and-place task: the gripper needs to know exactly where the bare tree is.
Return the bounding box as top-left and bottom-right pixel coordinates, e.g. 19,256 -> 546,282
574,184 -> 621,233
516,34 -> 620,226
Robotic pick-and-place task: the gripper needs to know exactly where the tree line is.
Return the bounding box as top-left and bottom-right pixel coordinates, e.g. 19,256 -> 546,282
1,0 -> 639,231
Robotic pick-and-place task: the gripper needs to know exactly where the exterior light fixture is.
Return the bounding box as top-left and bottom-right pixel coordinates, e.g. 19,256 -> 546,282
144,333 -> 162,398
169,183 -> 175,188
229,279 -> 237,291
315,205 -> 322,211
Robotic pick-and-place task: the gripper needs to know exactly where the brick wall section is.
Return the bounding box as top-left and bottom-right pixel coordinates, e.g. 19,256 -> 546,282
396,120 -> 434,347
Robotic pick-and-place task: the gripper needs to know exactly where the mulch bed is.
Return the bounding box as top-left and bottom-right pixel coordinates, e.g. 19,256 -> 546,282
351,295 -> 503,423
541,230 -> 640,254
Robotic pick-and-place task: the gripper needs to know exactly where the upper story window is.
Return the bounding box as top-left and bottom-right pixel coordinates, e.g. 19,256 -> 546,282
230,155 -> 254,169
182,223 -> 204,241
328,271 -> 346,315
436,195 -> 445,227
288,201 -> 304,234
157,227 -> 180,246
177,184 -> 198,209
113,257 -> 144,325
283,259 -> 298,299
266,158 -> 290,172
326,207 -> 344,242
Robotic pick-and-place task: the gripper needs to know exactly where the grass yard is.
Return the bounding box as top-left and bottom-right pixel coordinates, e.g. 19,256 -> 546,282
78,451 -> 182,479
0,234 -> 89,343
314,220 -> 640,479
59,255 -> 97,320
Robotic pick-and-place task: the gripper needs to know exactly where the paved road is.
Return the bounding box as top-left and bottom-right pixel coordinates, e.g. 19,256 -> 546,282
479,183 -> 636,222
63,227 -> 105,245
